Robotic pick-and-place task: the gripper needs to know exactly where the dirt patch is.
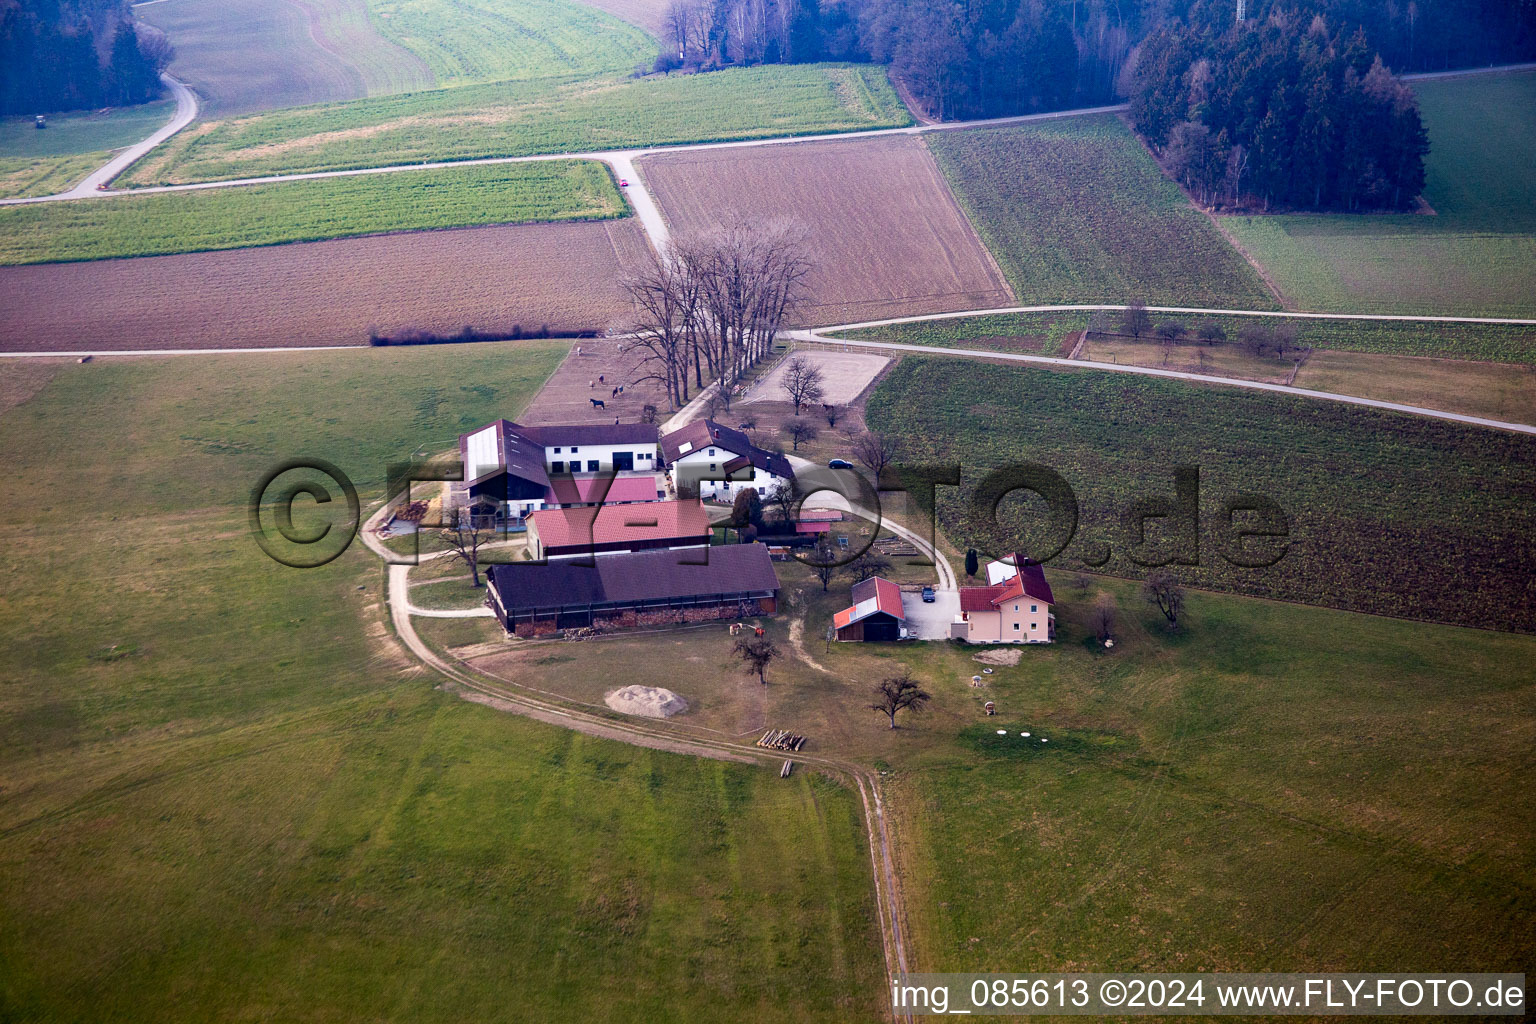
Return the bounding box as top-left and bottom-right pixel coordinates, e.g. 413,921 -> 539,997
972,648 -> 1022,667
0,360 -> 62,413
0,219 -> 649,351
605,684 -> 689,718
745,351 -> 890,406
522,335 -> 674,426
640,134 -> 1015,326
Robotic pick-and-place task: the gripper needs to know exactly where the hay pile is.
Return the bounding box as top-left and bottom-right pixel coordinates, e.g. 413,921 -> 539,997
605,685 -> 688,719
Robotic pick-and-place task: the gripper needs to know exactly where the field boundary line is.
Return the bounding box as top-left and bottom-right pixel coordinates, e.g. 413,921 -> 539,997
788,329 -> 1536,434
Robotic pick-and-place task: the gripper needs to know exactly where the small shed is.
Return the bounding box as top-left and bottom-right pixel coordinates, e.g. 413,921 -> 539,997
832,577 -> 905,642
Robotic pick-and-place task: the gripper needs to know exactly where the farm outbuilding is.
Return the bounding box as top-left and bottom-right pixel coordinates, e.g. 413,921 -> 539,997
833,576 -> 906,642
485,543 -> 781,636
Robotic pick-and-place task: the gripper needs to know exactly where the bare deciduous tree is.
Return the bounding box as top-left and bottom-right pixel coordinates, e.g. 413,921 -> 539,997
1143,569 -> 1184,628
822,403 -> 842,428
734,635 -> 778,685
1121,301 -> 1152,338
623,219 -> 812,411
781,354 -> 825,414
782,419 -> 819,451
868,672 -> 931,729
851,430 -> 895,478
806,532 -> 839,591
443,505 -> 491,588
844,550 -> 892,585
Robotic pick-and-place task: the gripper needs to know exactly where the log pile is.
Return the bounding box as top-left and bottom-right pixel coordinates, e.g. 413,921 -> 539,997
757,729 -> 805,751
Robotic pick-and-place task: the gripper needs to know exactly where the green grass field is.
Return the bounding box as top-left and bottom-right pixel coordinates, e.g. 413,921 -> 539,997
887,576 -> 1536,974
369,0 -> 655,85
138,0 -> 436,115
121,64 -> 911,186
1222,70 -> 1536,316
0,345 -> 886,1021
0,101 -> 179,199
0,160 -> 623,265
865,356 -> 1536,632
1,102 -> 178,158
431,551 -> 1536,979
927,115 -> 1276,309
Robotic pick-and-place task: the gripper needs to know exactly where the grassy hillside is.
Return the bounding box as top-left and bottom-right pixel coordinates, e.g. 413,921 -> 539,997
1222,70 -> 1536,316
369,0 -> 655,85
885,575 -> 1536,974
121,64 -> 911,186
928,115 -> 1275,309
865,356 -> 1536,632
0,160 -> 624,265
138,0 -> 435,116
0,345 -> 886,1021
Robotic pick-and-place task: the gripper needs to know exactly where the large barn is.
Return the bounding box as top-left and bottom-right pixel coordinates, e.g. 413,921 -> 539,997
485,544 -> 781,636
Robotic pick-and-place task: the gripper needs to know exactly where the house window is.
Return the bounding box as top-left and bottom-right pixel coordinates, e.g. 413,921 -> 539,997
1014,604 -> 1019,611
587,460 -> 599,472
1031,623 -> 1037,630
1031,605 -> 1037,613
550,461 -> 564,473
1012,623 -> 1020,631
553,447 -> 562,453
708,448 -> 716,456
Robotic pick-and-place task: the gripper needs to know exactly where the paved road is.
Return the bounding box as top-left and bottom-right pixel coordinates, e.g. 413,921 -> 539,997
26,74 -> 197,204
786,329 -> 1536,435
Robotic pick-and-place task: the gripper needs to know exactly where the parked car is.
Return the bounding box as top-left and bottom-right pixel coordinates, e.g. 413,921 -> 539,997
618,178 -> 630,187
921,586 -> 936,603
828,459 -> 854,470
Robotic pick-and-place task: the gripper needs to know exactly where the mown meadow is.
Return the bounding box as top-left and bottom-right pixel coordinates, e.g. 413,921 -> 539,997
0,160 -> 624,265
1222,70 -> 1536,317
121,64 -> 911,186
865,356 -> 1536,632
0,346 -> 886,1022
927,115 -> 1275,309
367,0 -> 656,85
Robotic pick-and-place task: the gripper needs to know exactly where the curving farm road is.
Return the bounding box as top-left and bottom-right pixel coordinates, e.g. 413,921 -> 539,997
48,74 -> 198,202
356,500 -> 914,990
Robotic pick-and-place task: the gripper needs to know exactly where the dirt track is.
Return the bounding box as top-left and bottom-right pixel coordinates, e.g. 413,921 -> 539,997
0,220 -> 648,351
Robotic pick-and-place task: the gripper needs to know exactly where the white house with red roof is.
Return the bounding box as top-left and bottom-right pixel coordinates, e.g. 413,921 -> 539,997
833,577 -> 907,642
951,554 -> 1055,643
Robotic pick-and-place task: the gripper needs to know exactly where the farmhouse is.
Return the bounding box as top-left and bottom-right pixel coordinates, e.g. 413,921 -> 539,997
833,576 -> 907,642
485,544 -> 780,636
526,498 -> 713,560
660,419 -> 794,501
457,419 -> 663,525
951,554 -> 1055,643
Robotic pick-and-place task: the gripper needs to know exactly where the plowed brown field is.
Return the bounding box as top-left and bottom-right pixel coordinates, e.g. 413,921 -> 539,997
0,220 -> 649,352
639,135 -> 1014,326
